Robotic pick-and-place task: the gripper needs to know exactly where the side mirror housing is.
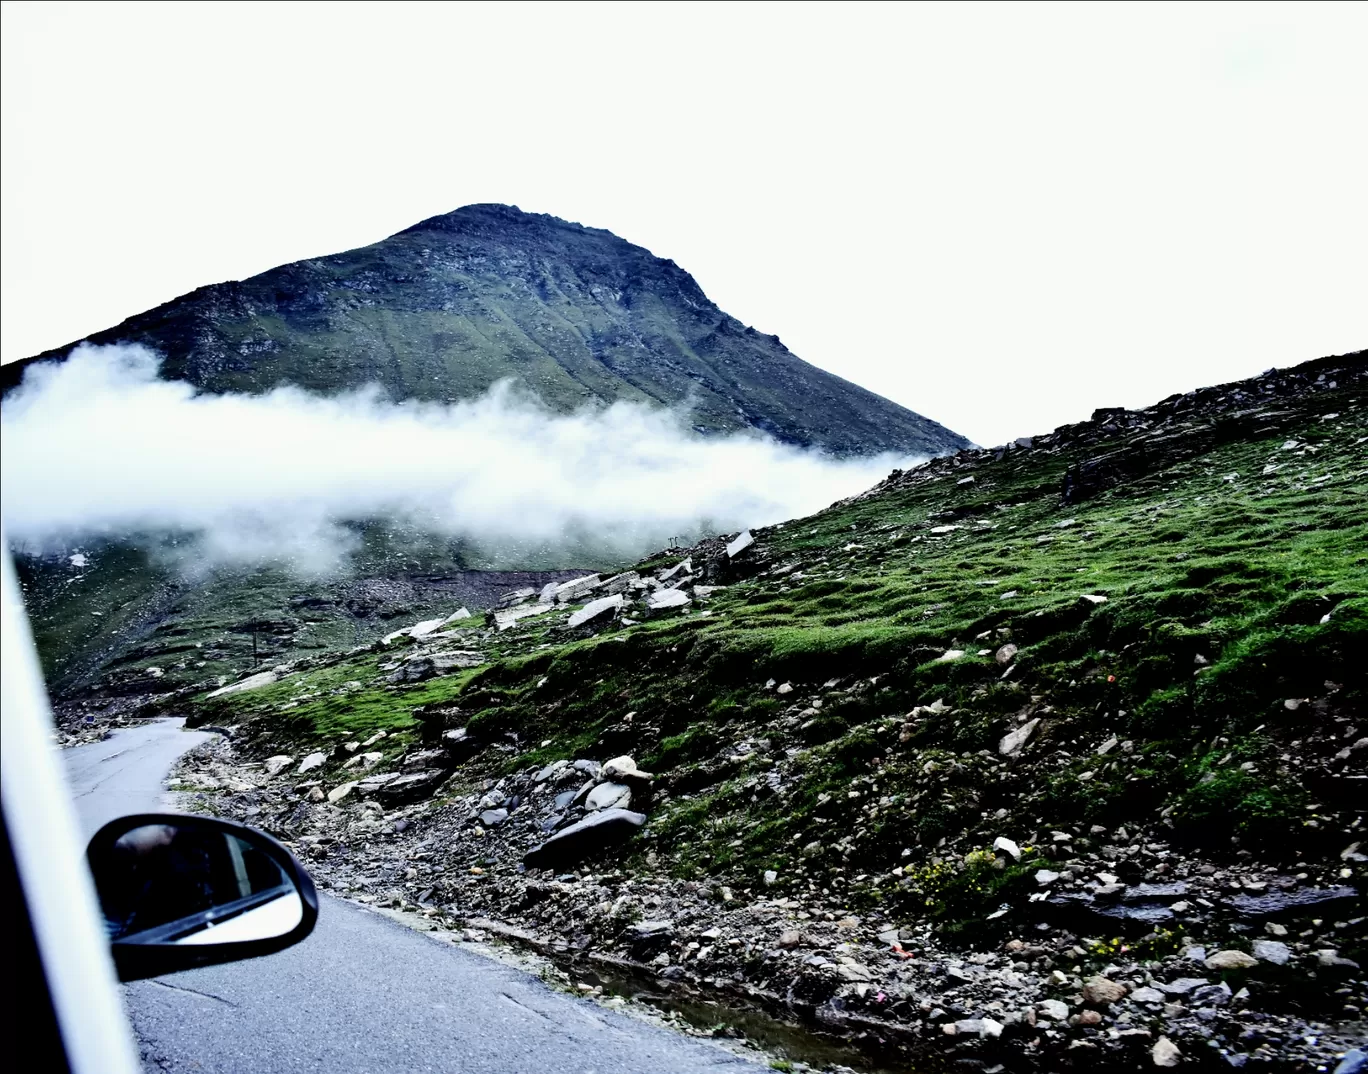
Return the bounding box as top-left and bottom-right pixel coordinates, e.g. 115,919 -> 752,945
86,813 -> 318,982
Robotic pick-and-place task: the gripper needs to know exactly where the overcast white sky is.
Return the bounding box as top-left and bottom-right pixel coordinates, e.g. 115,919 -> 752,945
2,1 -> 1364,447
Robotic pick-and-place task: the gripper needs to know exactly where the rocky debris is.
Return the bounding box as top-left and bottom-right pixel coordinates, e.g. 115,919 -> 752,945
263,755 -> 294,776
297,751 -> 327,774
523,808 -> 647,870
567,594 -> 624,630
994,643 -> 1018,666
176,721 -> 1368,1074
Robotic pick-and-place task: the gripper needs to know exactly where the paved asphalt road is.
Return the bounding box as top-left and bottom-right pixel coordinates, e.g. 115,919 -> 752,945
65,719 -> 760,1074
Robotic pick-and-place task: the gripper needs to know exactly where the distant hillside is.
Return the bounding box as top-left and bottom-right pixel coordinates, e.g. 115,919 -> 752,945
5,203 -> 969,457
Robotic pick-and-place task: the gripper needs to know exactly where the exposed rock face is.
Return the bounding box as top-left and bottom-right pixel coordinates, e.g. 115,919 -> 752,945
6,204 -> 969,458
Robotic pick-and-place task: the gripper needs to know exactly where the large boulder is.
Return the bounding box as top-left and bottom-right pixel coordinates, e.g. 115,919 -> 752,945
524,808 -> 647,870
567,594 -> 624,630
441,727 -> 479,763
387,658 -> 435,685
373,769 -> 446,806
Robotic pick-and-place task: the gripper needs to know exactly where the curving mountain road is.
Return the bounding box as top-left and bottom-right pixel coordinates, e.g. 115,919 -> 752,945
64,720 -> 759,1074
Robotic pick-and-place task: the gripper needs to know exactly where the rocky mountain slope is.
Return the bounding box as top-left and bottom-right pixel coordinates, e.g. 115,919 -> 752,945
4,203 -> 968,457
90,349 -> 1368,1071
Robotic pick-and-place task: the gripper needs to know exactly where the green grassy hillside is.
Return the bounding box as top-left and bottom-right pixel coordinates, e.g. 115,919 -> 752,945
191,352 -> 1365,918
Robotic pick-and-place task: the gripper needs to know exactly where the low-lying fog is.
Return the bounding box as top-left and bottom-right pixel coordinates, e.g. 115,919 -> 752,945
2,345 -> 918,574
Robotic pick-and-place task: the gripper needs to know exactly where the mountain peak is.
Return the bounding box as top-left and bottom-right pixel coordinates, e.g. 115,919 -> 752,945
5,206 -> 970,456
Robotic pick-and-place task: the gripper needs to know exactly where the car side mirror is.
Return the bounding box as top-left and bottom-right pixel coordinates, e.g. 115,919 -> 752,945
86,813 -> 318,982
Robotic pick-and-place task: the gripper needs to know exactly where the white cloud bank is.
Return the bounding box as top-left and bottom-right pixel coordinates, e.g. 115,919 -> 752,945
1,345 -> 915,572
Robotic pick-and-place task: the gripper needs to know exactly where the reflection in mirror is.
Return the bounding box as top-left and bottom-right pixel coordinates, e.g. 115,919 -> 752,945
95,823 -> 303,946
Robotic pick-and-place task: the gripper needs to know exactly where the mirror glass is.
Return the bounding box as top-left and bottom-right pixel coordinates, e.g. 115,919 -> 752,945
93,822 -> 303,946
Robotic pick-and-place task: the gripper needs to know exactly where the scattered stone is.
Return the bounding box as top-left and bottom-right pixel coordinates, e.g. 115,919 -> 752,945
994,643 -> 1019,666
1038,999 -> 1069,1021
297,752 -> 327,774
936,649 -> 965,662
1251,939 -> 1291,965
1130,986 -> 1165,1004
993,836 -> 1021,861
263,755 -> 294,777
1082,975 -> 1128,1006
1152,1035 -> 1182,1067
480,808 -> 509,828
327,781 -> 358,803
1000,718 -> 1041,756
1204,949 -> 1257,972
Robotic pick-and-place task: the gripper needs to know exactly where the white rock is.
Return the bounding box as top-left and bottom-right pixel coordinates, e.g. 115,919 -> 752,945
494,603 -> 554,631
585,782 -> 633,811
994,643 -> 1018,666
539,582 -> 559,604
999,717 -> 1041,756
763,870 -> 778,885
206,669 -> 279,698
659,558 -> 692,581
601,756 -> 652,782
1035,869 -> 1061,886
1152,1036 -> 1181,1067
553,575 -> 603,603
602,571 -> 640,595
1251,940 -> 1291,965
936,649 -> 965,663
297,752 -> 327,774
568,593 -> 625,629
993,836 -> 1021,861
442,608 -> 472,623
263,755 -> 294,777
408,617 -> 448,639
776,682 -> 793,695
1037,999 -> 1069,1021
1080,594 -> 1109,604
726,530 -> 755,558
327,781 -> 358,803
647,588 -> 691,611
